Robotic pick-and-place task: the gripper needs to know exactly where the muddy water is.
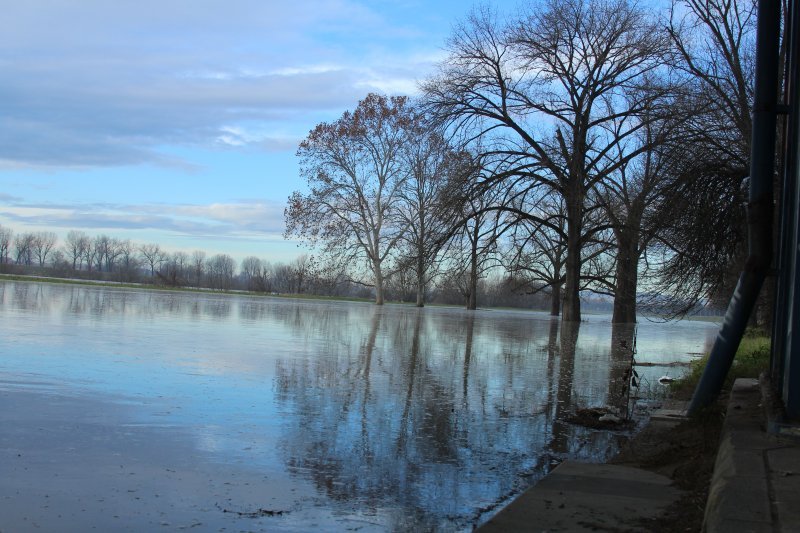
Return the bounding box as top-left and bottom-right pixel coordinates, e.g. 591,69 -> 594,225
0,281 -> 717,531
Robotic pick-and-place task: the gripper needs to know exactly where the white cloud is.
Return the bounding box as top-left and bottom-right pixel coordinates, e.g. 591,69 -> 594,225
0,1 -> 456,170
0,199 -> 287,238
355,75 -> 420,95
214,125 -> 301,152
269,64 -> 345,77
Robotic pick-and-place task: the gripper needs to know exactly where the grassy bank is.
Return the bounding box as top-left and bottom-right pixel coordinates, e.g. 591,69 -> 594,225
0,273 -> 376,305
669,329 -> 771,399
0,273 -> 225,294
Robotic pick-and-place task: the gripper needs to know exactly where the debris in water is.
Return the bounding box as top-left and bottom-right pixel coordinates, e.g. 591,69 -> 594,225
221,506 -> 287,518
566,407 -> 633,430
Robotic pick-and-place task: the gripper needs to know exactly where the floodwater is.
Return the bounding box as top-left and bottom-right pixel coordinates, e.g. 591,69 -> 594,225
0,281 -> 718,531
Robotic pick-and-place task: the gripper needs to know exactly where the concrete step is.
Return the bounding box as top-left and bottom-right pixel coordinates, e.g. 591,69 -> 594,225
479,461 -> 683,532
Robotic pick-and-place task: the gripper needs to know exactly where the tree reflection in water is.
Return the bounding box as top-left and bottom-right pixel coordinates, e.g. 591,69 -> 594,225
274,307 -> 630,530
609,323 -> 637,416
0,282 -> 715,530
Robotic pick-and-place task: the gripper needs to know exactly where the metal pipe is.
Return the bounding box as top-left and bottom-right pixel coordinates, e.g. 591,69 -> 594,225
771,0 -> 798,392
687,0 -> 781,415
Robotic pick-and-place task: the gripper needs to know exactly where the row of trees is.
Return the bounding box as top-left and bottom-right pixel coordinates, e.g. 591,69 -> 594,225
285,0 -> 757,323
0,226 -> 285,292
0,224 -> 556,309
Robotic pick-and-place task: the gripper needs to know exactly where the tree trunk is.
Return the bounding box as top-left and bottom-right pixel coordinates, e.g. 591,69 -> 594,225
609,322 -> 636,415
463,314 -> 475,402
467,272 -> 477,310
415,252 -> 425,307
551,321 -> 580,454
549,281 -> 561,316
373,259 -> 385,305
467,232 -> 478,310
562,196 -> 582,322
612,234 -> 639,323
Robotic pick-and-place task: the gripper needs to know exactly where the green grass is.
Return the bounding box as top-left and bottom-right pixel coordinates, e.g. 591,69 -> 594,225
669,329 -> 771,399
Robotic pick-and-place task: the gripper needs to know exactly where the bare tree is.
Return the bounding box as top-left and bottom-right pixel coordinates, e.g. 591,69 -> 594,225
64,230 -> 90,270
191,250 -> 206,287
290,254 -> 316,294
31,231 -> 58,267
117,239 -> 139,281
92,235 -> 125,273
79,238 -> 95,272
668,0 -> 753,168
92,235 -> 109,272
397,116 -> 464,306
206,253 -> 235,290
139,243 -> 166,278
240,256 -> 275,292
423,0 -> 671,321
240,256 -> 263,291
286,93 -> 413,305
655,0 -> 757,313
272,262 -> 294,293
442,180 -> 504,310
507,197 -> 568,316
157,252 -> 189,286
173,251 -> 189,281
596,105 -> 694,322
0,225 -> 12,264
13,232 -> 35,265
49,249 -> 67,270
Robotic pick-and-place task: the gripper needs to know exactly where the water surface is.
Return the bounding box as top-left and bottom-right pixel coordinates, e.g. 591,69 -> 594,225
0,281 -> 717,531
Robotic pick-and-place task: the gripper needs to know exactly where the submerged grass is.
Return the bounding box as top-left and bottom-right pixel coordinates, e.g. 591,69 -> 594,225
0,273 -> 376,304
669,329 -> 771,399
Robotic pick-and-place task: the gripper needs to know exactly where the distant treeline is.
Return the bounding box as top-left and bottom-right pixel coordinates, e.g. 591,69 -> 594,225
0,225 -> 563,309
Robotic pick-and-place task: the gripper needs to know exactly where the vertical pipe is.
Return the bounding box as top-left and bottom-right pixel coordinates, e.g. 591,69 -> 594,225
687,0 -> 781,415
772,0 -> 800,418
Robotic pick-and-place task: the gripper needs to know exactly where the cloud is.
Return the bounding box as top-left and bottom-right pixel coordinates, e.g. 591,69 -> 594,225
269,64 -> 345,77
0,193 -> 23,203
214,126 -> 301,152
0,1 -> 448,170
0,199 -> 287,238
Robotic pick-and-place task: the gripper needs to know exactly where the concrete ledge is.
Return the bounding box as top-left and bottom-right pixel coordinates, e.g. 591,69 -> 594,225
478,379 -> 800,532
479,461 -> 683,532
703,378 -> 800,533
649,408 -> 689,424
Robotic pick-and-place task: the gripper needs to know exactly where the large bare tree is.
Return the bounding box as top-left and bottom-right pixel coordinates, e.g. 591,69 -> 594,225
655,0 -> 757,313
443,173 -> 505,310
596,95 -> 696,322
423,0 -> 671,321
507,197 -> 568,316
397,120 -> 467,307
286,93 -> 413,305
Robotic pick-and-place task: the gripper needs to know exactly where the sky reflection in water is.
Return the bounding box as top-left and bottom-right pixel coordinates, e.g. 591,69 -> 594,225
0,281 -> 717,530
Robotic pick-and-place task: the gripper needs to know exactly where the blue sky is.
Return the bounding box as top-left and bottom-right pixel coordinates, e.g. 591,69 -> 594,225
0,0 -> 517,263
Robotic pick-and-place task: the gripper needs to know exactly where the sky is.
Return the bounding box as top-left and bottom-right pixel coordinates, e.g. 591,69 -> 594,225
0,0 -> 518,264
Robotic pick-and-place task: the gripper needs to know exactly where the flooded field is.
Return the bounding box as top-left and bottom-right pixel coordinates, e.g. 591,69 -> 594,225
0,281 -> 717,531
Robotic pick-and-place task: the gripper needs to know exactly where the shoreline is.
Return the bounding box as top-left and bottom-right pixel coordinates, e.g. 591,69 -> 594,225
0,273 -> 725,321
